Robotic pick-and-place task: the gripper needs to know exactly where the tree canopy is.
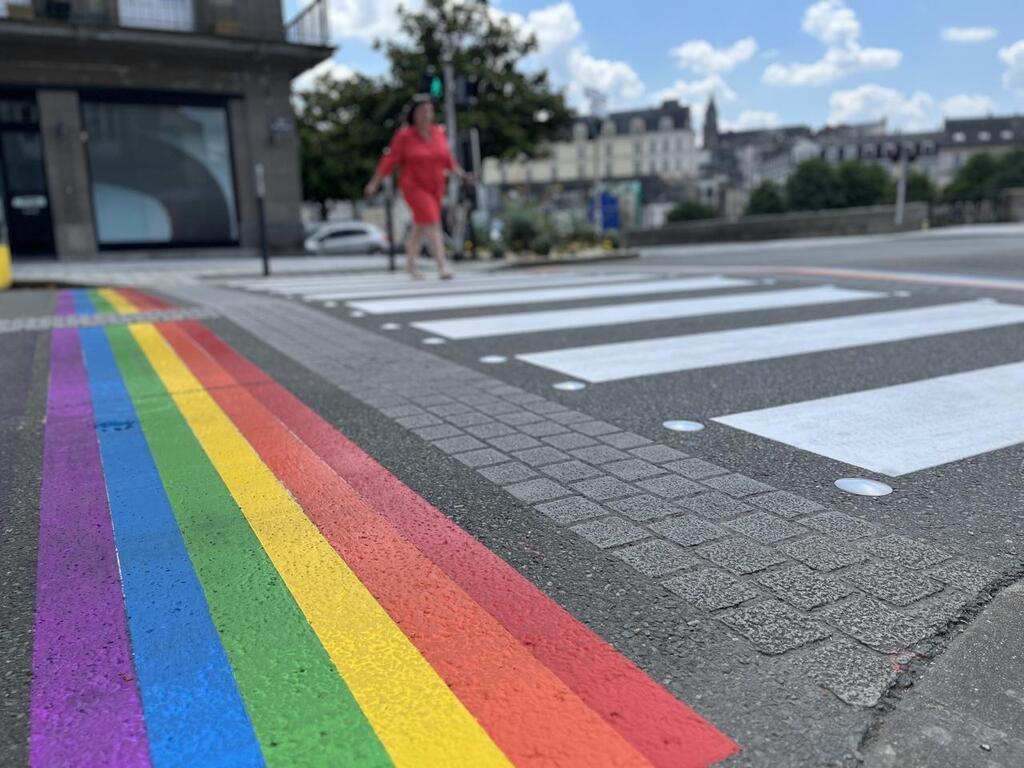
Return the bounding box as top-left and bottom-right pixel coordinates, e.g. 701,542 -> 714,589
745,180 -> 787,215
666,200 -> 716,222
944,150 -> 1024,202
297,0 -> 572,209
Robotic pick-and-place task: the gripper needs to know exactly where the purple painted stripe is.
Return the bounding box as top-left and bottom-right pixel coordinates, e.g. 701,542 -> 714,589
55,290 -> 76,317
30,328 -> 151,768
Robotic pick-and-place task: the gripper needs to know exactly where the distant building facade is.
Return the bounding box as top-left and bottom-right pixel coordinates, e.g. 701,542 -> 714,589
0,0 -> 331,260
482,100 -> 698,187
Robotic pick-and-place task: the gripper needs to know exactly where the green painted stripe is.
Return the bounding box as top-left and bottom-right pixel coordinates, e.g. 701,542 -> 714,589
105,325 -> 393,768
88,289 -> 116,314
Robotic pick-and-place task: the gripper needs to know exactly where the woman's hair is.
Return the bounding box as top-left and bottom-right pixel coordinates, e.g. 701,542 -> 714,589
405,93 -> 434,125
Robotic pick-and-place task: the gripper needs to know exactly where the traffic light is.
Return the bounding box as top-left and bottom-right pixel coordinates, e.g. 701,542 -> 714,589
421,69 -> 443,99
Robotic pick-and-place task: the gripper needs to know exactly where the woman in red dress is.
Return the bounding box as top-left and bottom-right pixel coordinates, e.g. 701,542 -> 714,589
365,94 -> 469,279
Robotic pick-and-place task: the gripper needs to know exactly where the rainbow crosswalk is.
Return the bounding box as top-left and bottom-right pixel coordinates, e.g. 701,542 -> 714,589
29,288 -> 737,767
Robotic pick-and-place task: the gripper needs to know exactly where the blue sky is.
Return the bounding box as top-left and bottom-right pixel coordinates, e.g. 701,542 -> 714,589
293,0 -> 1024,133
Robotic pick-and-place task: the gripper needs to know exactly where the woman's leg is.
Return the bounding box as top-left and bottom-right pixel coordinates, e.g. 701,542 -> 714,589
405,224 -> 423,276
424,223 -> 452,278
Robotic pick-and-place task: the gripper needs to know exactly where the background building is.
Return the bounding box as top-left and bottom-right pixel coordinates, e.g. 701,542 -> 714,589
482,100 -> 697,187
0,0 -> 330,260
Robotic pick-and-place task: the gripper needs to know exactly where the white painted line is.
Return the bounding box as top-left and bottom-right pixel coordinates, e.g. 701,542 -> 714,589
714,361 -> 1024,476
348,276 -> 752,315
517,302 -> 1024,382
413,286 -> 885,340
305,273 -> 652,301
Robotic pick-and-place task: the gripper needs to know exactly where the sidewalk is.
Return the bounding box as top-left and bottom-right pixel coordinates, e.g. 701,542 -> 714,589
11,254 -> 498,287
864,580 -> 1024,767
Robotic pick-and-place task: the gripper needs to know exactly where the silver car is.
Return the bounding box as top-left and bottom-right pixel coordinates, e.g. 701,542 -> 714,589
304,221 -> 389,254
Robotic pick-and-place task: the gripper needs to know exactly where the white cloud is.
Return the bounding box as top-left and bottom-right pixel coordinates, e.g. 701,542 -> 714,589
292,57 -> 356,92
518,2 -> 582,55
763,0 -> 901,86
671,37 -> 758,75
653,74 -> 737,105
941,27 -> 998,44
941,93 -> 995,117
828,84 -> 936,130
566,48 -> 646,106
1000,39 -> 1024,95
721,110 -> 782,131
327,0 -> 416,43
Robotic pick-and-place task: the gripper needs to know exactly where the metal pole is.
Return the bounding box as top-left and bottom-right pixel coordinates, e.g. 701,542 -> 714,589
894,154 -> 907,227
255,162 -> 270,277
384,176 -> 396,273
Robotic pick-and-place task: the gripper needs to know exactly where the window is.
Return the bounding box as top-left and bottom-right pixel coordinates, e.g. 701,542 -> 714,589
952,131 -> 966,143
662,138 -> 669,152
649,138 -> 657,152
605,143 -> 612,156
979,130 -> 991,141
83,100 -> 238,246
676,138 -> 683,150
634,140 -> 642,155
118,0 -> 195,32
1000,129 -> 1014,141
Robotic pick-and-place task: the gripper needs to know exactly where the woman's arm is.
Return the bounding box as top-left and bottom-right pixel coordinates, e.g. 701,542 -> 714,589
365,131 -> 404,196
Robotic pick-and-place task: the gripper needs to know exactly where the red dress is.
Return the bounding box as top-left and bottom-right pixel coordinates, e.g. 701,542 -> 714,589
376,124 -> 455,224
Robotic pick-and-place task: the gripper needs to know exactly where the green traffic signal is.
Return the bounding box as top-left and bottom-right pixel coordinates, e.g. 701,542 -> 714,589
429,75 -> 443,99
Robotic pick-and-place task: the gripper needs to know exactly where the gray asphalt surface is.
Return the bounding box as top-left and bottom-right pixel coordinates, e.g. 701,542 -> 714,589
2,225 -> 1022,767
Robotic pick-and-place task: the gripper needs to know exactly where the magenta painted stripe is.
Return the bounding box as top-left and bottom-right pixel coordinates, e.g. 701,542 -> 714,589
55,290 -> 76,316
30,328 -> 151,768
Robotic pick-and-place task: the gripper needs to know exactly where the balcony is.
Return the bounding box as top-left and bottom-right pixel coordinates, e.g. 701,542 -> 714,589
0,0 -> 329,47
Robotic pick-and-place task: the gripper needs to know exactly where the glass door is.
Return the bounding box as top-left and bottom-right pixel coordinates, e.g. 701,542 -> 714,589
0,128 -> 55,257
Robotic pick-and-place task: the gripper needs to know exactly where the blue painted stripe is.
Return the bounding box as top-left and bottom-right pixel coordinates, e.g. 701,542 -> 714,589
73,289 -> 95,315
78,327 -> 264,768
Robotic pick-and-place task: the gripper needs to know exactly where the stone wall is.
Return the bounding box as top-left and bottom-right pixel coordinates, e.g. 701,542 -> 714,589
629,203 -> 929,247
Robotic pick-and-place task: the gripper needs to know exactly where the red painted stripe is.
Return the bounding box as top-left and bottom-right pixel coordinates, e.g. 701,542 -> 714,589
159,322 -> 659,768
178,320 -> 739,768
118,289 -> 173,311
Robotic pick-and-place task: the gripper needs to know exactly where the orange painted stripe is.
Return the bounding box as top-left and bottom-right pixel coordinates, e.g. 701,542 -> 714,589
158,322 -> 657,768
180,319 -> 739,768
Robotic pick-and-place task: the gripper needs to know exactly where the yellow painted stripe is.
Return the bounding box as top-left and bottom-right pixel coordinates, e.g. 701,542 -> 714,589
99,288 -> 139,314
130,323 -> 512,768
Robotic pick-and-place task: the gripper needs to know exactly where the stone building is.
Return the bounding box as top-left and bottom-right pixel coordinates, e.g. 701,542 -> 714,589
0,0 -> 330,260
482,100 -> 698,187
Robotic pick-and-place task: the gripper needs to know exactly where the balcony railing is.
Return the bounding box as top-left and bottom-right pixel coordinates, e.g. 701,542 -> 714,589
0,0 -> 329,45
285,0 -> 328,46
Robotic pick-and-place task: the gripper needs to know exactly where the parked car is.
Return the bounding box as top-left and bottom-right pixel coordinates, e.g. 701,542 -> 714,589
304,221 -> 389,254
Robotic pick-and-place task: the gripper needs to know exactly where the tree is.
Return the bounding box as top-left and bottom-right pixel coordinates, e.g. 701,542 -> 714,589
746,181 -> 788,215
785,159 -> 846,210
296,74 -> 401,216
837,161 -> 891,207
378,0 -> 572,161
944,152 -> 1001,202
666,200 -> 716,223
904,171 -> 937,203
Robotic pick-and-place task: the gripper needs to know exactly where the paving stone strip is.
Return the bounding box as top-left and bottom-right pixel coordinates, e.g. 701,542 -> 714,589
164,286 -> 1000,709
0,307 -> 217,334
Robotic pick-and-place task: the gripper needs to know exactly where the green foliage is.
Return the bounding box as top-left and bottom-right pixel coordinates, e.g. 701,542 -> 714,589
746,181 -> 788,215
785,159 -> 846,210
530,234 -> 552,255
837,161 -> 891,208
378,0 -> 572,161
905,171 -> 937,203
504,209 -> 542,251
666,200 -> 716,222
297,74 -> 401,208
944,150 -> 1024,202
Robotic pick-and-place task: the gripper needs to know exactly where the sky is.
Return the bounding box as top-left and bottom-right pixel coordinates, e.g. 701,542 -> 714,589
289,0 -> 1024,135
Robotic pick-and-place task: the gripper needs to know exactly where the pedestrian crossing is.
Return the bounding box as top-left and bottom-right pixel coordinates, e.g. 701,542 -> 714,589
411,286 -> 885,339
227,269 -> 1024,477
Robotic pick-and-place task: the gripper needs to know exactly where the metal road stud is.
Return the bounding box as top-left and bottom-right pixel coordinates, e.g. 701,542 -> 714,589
552,380 -> 586,391
421,337 -> 446,345
835,477 -> 893,496
381,322 -> 401,330
349,310 -> 366,318
478,355 -> 507,364
663,420 -> 705,432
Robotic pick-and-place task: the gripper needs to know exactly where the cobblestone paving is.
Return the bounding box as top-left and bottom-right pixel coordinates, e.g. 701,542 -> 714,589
0,307 -> 217,334
165,286 -> 1000,709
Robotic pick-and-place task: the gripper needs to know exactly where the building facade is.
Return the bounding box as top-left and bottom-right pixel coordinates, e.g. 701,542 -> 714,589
0,0 -> 330,260
482,100 -> 698,187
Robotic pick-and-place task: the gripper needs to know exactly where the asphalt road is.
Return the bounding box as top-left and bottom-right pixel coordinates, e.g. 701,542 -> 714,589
2,225 -> 1023,767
